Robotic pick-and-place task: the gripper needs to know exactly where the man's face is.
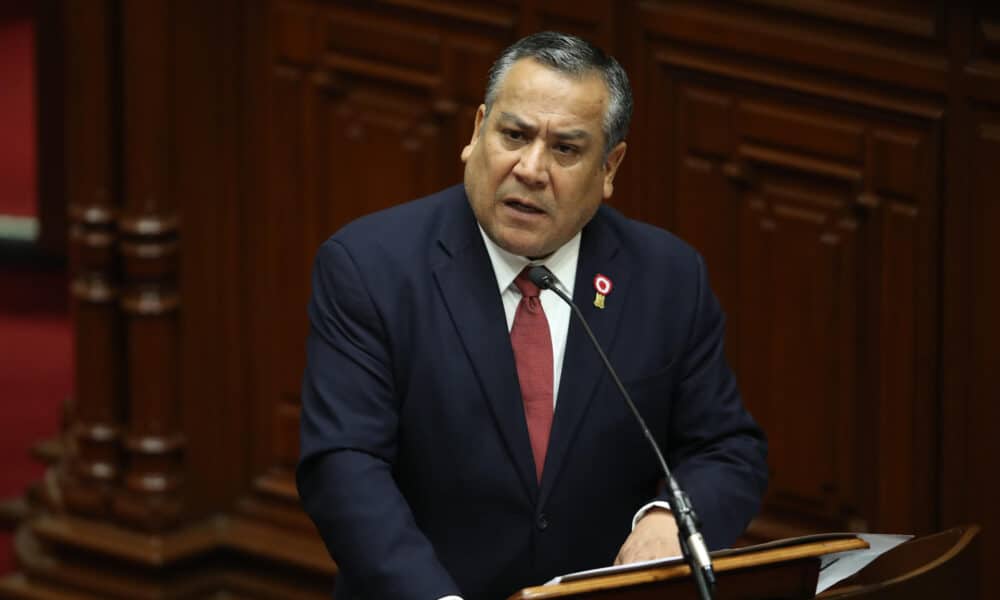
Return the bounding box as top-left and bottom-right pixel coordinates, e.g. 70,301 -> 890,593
462,58 -> 626,258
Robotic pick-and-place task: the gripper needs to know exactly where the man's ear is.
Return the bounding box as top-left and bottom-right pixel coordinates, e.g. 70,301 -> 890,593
602,141 -> 627,200
460,104 -> 487,163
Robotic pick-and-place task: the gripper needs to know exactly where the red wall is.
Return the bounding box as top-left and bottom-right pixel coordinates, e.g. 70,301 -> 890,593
0,17 -> 37,218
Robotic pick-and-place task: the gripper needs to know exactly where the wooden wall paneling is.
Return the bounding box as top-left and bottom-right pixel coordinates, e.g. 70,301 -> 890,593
964,106 -> 1000,600
869,122 -> 940,536
675,86 -> 740,306
172,0 -> 250,515
438,31 -> 498,182
942,8 -> 1000,600
314,2 -> 497,220
602,0 -> 642,221
248,0 -> 339,515
640,1 -> 949,94
58,0 -> 124,523
242,0 -> 513,526
256,1 -> 311,479
938,11 -> 972,578
731,98 -> 873,536
315,75 -> 442,227
636,35 -> 678,233
234,0 -> 323,539
642,19 -> 944,541
367,0 -> 517,31
112,0 -> 184,532
965,6 -> 1000,99
740,0 -> 944,41
518,0 -> 615,47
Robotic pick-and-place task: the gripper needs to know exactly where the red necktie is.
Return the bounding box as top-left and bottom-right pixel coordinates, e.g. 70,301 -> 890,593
510,269 -> 554,482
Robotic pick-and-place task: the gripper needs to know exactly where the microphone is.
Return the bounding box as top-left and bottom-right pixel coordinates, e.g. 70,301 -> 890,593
527,265 -> 716,600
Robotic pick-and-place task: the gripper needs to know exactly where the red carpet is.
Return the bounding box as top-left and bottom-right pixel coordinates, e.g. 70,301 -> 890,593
0,265 -> 71,575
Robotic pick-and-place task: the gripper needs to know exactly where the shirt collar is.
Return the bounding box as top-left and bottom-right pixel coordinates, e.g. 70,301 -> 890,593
478,225 -> 580,296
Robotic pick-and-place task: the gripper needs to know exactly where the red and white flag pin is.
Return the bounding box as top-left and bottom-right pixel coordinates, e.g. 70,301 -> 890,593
593,274 -> 613,309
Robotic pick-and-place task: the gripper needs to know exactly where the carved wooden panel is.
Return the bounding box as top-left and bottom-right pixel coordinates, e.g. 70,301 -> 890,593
964,110 -> 1000,600
246,0 -> 512,502
649,52 -> 941,537
640,1 -> 948,94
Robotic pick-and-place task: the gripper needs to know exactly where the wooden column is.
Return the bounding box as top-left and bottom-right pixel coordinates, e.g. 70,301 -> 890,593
112,0 -> 185,531
59,0 -> 125,521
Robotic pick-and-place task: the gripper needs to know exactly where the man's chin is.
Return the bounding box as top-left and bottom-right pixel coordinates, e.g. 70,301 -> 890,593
496,237 -> 554,260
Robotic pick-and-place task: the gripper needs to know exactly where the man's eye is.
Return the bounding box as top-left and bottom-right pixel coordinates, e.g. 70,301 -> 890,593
503,129 -> 524,141
555,144 -> 578,155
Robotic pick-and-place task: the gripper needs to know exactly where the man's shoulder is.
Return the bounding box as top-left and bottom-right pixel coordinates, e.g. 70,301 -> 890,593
594,204 -> 700,266
331,184 -> 466,246
308,184 -> 472,303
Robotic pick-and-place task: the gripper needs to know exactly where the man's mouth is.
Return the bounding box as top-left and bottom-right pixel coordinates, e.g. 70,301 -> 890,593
504,199 -> 545,214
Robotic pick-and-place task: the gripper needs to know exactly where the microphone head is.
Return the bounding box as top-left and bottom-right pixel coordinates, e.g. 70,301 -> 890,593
527,265 -> 556,290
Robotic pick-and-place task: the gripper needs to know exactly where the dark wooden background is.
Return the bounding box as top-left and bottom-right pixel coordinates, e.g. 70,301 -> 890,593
2,1 -> 997,598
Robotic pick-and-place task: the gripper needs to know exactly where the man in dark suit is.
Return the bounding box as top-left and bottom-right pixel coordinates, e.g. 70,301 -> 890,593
297,31 -> 768,600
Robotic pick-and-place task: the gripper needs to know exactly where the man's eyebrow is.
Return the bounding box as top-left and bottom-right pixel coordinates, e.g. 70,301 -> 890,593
498,112 -> 535,132
553,129 -> 590,141
498,112 -> 591,141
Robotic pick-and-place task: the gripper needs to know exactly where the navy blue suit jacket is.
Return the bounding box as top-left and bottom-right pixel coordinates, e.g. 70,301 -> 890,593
297,184 -> 767,600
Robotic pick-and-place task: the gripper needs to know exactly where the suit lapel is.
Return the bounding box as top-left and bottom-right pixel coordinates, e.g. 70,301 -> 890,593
539,213 -> 631,507
432,198 -> 538,502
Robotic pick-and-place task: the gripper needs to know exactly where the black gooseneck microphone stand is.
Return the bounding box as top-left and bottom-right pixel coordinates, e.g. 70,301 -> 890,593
527,265 -> 715,600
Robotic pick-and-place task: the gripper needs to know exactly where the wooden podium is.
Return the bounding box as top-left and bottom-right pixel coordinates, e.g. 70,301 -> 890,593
508,534 -> 868,600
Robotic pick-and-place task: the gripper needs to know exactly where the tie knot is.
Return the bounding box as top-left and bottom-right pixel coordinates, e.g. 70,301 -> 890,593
515,269 -> 541,298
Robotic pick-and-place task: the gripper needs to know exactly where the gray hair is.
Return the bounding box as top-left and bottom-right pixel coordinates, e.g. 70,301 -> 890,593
484,31 -> 633,157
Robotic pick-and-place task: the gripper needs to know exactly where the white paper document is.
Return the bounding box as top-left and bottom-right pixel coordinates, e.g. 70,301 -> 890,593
815,533 -> 912,594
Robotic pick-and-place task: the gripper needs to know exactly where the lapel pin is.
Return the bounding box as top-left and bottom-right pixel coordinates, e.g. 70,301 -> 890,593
593,274 -> 613,309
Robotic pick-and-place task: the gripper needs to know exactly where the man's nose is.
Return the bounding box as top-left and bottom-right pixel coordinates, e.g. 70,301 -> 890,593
513,140 -> 549,187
